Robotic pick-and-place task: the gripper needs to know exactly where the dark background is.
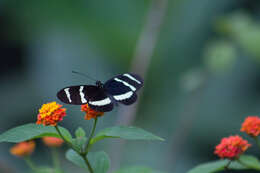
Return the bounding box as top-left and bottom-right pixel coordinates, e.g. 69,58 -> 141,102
1,0 -> 260,173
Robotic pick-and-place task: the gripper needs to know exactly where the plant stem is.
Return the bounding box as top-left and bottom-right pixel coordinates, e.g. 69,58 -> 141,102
54,126 -> 94,173
54,126 -> 73,148
224,160 -> 232,170
51,148 -> 61,171
84,118 -> 98,154
81,118 -> 98,173
254,137 -> 260,149
81,154 -> 94,173
24,156 -> 37,172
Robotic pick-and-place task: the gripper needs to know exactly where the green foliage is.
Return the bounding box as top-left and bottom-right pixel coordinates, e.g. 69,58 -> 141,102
0,123 -> 163,173
71,137 -> 87,152
0,123 -> 72,143
204,40 -> 236,74
90,126 -> 164,145
114,166 -> 165,173
187,159 -> 251,173
216,12 -> 260,62
72,127 -> 87,152
88,151 -> 110,173
187,160 -> 229,173
228,161 -> 246,170
66,149 -> 87,169
238,155 -> 260,170
66,149 -> 110,173
187,155 -> 260,173
75,127 -> 86,138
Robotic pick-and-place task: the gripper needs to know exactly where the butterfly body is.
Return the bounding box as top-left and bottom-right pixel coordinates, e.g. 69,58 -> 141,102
57,73 -> 143,112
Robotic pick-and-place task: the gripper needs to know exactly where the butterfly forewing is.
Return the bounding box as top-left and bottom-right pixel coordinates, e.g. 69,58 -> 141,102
57,85 -> 88,105
57,85 -> 113,112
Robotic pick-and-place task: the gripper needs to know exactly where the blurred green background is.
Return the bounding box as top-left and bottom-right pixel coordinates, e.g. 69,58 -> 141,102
1,0 -> 260,173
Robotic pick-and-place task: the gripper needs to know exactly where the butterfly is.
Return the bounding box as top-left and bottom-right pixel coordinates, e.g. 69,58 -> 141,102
57,73 -> 143,112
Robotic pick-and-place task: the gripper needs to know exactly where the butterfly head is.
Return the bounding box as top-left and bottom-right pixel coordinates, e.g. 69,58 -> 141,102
96,81 -> 103,88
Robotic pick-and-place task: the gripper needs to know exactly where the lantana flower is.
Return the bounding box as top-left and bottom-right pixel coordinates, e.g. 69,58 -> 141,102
81,104 -> 104,120
10,141 -> 35,157
42,137 -> 64,147
214,135 -> 251,159
36,102 -> 66,126
241,116 -> 260,137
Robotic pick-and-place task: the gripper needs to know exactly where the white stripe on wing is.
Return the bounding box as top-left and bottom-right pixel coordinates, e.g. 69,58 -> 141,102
64,88 -> 72,103
79,86 -> 88,103
113,91 -> 133,101
123,74 -> 141,84
114,78 -> 136,91
89,98 -> 111,106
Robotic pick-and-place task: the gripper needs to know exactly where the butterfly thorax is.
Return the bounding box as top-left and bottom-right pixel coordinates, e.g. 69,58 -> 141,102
96,81 -> 103,88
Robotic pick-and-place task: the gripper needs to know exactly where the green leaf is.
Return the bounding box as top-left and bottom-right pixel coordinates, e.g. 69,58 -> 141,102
66,149 -> 87,169
187,160 -> 229,173
91,126 -> 164,144
188,158 -> 255,173
228,161 -> 247,170
75,127 -> 86,138
88,151 -> 110,173
71,137 -> 87,152
238,155 -> 260,170
72,127 -> 87,152
0,123 -> 72,143
114,166 -> 165,173
66,150 -> 110,173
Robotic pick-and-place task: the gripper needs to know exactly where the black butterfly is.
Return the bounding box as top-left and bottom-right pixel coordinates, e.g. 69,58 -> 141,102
57,73 -> 143,112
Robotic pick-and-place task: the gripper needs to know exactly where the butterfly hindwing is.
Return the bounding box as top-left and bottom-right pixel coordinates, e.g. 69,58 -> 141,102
117,92 -> 138,105
86,87 -> 114,112
112,73 -> 143,91
104,73 -> 143,105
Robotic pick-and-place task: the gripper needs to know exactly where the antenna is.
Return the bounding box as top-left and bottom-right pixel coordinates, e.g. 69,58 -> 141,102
72,71 -> 97,82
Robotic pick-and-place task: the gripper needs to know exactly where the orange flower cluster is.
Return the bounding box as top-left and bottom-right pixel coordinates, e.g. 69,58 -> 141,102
214,135 -> 251,159
42,137 -> 64,147
241,116 -> 260,137
81,104 -> 104,120
10,141 -> 35,157
36,102 -> 66,126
